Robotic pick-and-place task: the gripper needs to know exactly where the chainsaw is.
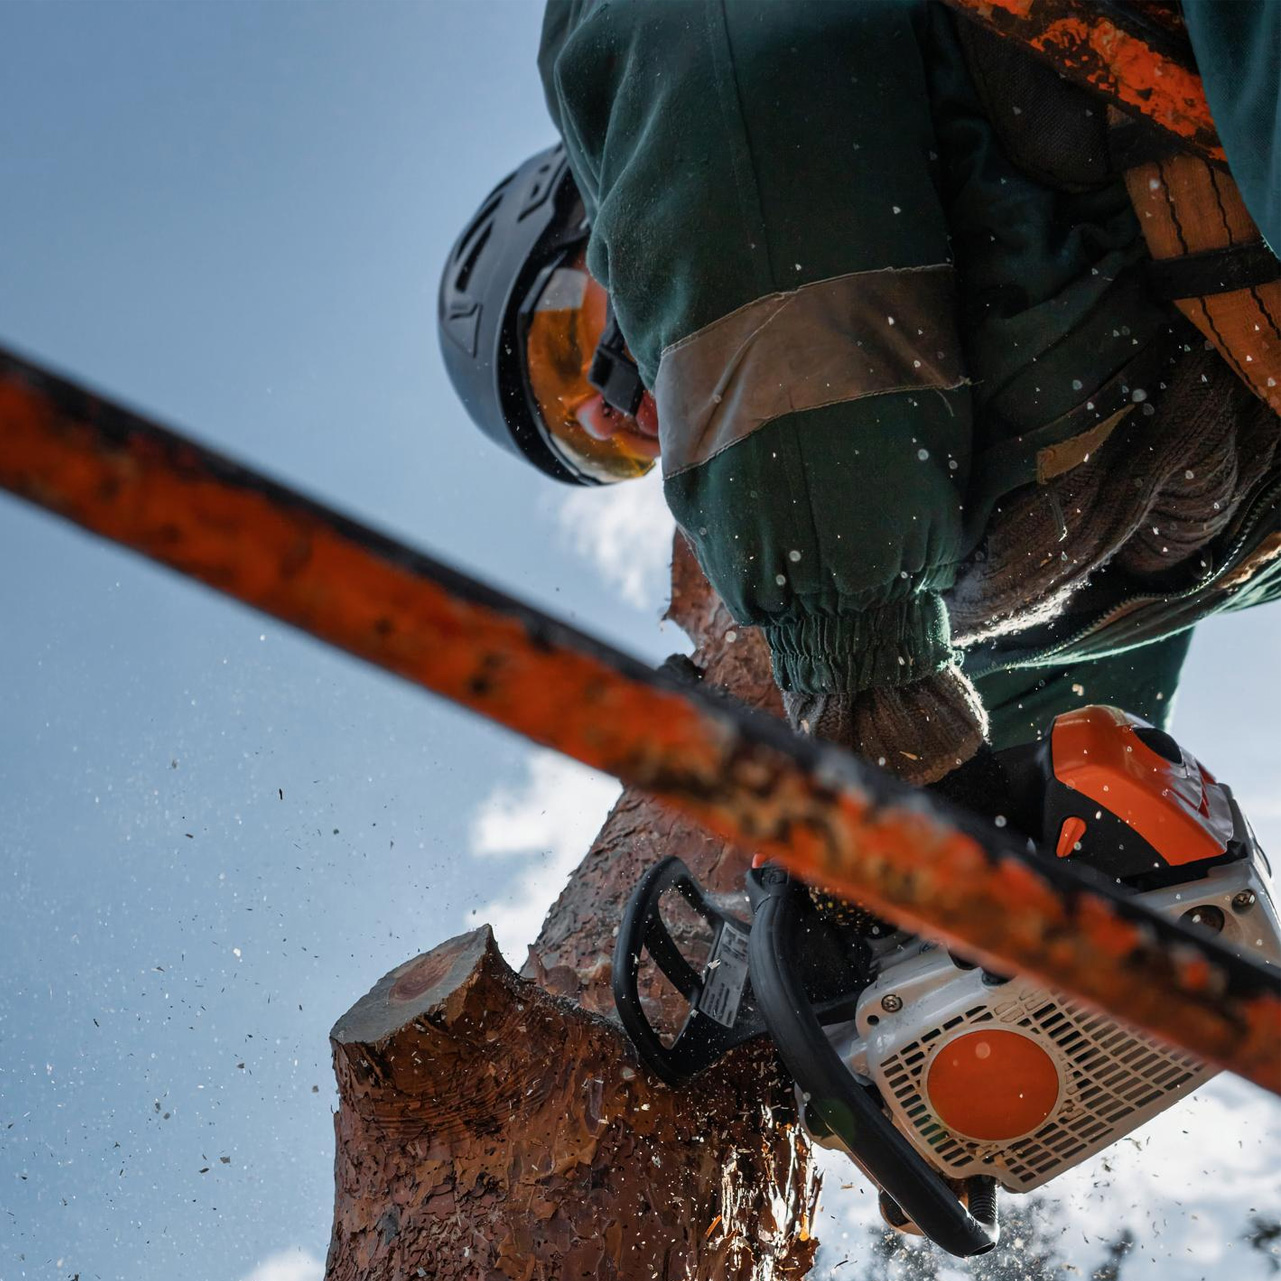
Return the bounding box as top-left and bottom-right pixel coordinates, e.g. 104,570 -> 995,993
612,705 -> 1281,1258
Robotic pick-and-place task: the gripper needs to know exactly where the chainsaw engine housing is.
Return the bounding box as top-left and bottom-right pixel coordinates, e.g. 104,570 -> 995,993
826,852 -> 1279,1193
613,705 -> 1281,1257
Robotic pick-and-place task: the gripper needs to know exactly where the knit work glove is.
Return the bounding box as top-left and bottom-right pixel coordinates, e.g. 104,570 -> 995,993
783,664 -> 988,787
788,666 -> 995,932
1116,359 -> 1277,576
949,344 -> 1278,645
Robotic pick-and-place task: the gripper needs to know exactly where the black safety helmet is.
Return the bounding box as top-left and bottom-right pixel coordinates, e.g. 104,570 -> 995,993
438,143 -> 648,486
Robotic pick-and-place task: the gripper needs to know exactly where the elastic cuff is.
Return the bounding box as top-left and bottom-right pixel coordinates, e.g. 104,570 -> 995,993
763,592 -> 953,697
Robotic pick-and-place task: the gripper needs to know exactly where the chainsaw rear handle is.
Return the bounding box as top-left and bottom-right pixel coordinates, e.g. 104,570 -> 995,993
747,865 -> 1000,1258
612,856 -> 762,1085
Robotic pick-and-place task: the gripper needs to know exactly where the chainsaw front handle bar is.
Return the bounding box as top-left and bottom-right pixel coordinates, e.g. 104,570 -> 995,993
612,856 -> 763,1085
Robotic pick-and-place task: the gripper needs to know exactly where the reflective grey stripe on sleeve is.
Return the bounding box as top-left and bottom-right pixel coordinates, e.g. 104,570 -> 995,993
655,264 -> 967,477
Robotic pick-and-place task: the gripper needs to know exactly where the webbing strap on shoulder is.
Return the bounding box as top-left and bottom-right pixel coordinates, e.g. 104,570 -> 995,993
941,0 -> 1281,418
1120,148 -> 1281,416
1147,242 -> 1281,304
938,0 -> 1223,163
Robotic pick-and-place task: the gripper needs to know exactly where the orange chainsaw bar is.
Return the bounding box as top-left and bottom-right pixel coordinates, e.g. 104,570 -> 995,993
940,0 -> 1225,164
1,344 -> 1278,1094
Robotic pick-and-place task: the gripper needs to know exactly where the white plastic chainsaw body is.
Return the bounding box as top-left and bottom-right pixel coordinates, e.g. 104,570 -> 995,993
822,853 -> 1281,1194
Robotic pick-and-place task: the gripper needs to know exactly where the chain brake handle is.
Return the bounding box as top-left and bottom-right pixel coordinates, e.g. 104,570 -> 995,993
612,856 -> 766,1085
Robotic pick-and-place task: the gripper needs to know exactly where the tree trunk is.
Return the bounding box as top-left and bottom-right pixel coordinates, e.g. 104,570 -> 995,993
325,536 -> 821,1280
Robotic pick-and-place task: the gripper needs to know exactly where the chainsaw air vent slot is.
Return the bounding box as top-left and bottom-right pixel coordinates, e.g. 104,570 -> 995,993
874,989 -> 1214,1192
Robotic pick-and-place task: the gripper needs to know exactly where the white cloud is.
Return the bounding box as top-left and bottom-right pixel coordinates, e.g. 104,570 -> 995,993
1047,1077 -> 1281,1276
554,469 -> 675,610
809,1074 -> 1281,1279
468,750 -> 621,961
238,1247 -> 324,1281
1238,793 -> 1281,830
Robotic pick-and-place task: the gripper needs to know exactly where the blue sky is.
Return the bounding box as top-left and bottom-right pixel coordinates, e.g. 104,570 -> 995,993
0,4 -> 1277,1281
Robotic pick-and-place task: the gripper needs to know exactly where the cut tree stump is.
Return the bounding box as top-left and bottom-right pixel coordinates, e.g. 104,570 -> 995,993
326,536 -> 821,1280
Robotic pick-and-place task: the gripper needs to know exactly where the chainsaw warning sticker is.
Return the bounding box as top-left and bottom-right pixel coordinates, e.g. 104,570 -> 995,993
699,922 -> 750,1028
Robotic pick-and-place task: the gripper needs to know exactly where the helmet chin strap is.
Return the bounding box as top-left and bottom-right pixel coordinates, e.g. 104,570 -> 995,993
588,300 -> 646,416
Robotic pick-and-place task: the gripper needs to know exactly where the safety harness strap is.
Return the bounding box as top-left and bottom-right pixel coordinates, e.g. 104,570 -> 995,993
1146,241 -> 1281,304
1119,141 -> 1281,416
587,299 -> 646,417
944,0 -> 1281,459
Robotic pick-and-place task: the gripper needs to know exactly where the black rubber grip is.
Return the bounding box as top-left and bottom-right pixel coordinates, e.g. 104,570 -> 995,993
1148,242 -> 1281,302
612,856 -> 764,1084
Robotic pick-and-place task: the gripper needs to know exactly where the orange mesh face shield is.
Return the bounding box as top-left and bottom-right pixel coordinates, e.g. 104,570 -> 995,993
520,250 -> 658,484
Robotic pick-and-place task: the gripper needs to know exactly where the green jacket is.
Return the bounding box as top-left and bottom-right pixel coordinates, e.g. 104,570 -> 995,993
539,0 -> 1281,735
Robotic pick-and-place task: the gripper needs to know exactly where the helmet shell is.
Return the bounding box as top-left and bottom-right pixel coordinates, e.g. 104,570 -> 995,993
438,143 -> 599,485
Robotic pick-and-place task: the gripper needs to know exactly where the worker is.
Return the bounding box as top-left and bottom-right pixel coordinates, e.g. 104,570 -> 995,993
439,0 -> 1281,790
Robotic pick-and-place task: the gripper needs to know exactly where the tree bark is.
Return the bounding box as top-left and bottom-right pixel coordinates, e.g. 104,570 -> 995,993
326,536 -> 820,1280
